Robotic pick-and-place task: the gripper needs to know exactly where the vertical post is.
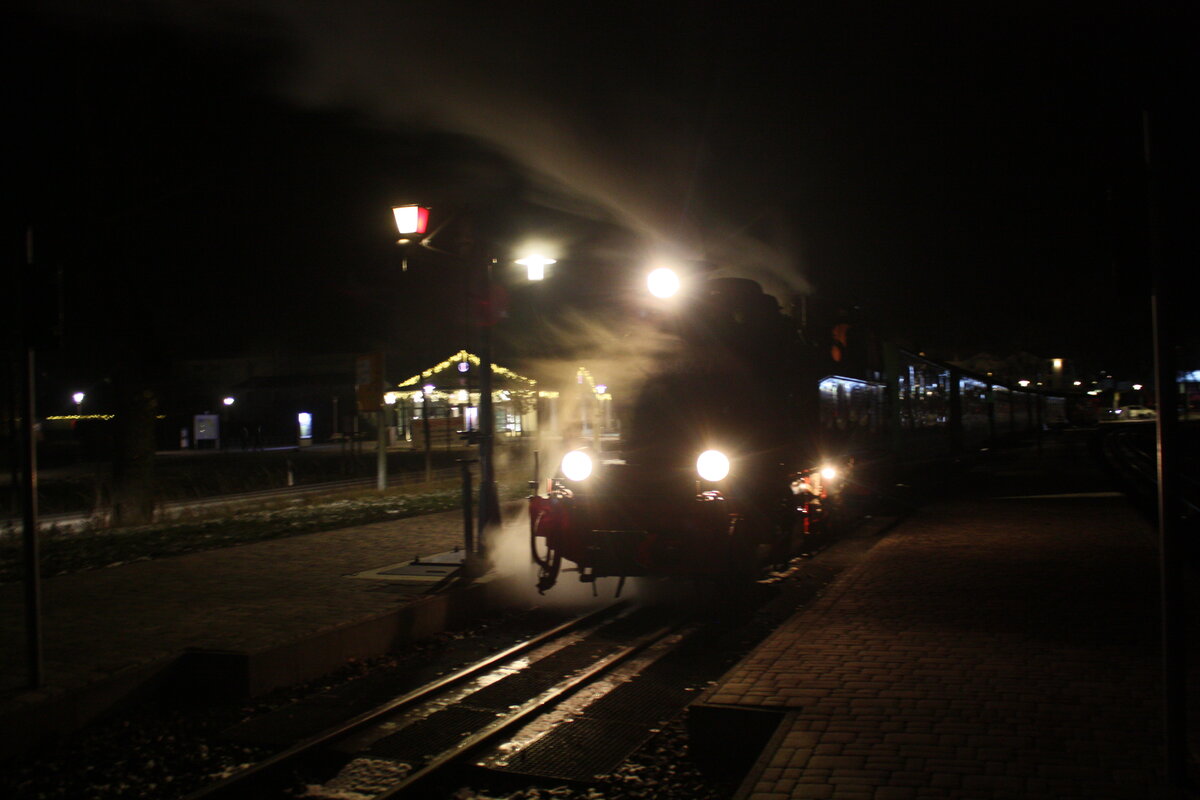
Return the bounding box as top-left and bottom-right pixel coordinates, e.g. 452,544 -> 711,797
22,345 -> 43,689
1144,110 -> 1187,796
458,458 -> 475,557
422,396 -> 432,482
477,258 -> 501,556
376,409 -> 387,491
20,226 -> 43,690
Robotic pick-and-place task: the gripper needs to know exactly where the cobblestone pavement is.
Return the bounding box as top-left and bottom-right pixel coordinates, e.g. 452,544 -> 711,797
0,509 -> 473,699
705,440 -> 1180,799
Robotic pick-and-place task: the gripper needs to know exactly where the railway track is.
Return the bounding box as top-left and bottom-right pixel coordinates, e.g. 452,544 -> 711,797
1100,423 -> 1200,518
182,599 -> 702,800
14,467 -> 464,534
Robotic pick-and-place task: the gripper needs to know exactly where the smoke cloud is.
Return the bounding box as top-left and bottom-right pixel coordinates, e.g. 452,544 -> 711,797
71,0 -> 813,298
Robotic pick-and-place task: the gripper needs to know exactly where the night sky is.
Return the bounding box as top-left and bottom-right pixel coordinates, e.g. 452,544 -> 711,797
12,1 -> 1197,399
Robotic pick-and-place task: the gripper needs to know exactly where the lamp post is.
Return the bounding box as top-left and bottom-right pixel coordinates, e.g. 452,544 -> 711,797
221,396 -> 235,449
72,391 -> 85,415
392,205 -> 506,560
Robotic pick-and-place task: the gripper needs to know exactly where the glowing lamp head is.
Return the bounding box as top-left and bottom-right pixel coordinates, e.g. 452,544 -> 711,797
423,383 -> 435,395
516,254 -> 556,281
392,205 -> 430,236
696,450 -> 730,482
647,267 -> 681,298
561,450 -> 594,482
72,392 -> 85,405
222,396 -> 235,406
820,466 -> 838,481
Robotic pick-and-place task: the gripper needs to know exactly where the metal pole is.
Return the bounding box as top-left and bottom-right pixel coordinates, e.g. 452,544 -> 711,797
477,258 -> 500,556
20,227 -> 44,691
376,409 -> 387,491
458,458 -> 475,556
21,344 -> 43,689
422,396 -> 432,482
1143,110 -> 1187,796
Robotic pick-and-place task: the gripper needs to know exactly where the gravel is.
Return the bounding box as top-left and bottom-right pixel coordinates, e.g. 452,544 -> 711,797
1,612 -> 743,800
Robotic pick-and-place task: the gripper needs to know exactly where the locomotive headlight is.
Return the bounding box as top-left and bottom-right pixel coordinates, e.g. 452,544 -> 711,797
561,450 -> 594,482
696,450 -> 730,482
820,465 -> 838,481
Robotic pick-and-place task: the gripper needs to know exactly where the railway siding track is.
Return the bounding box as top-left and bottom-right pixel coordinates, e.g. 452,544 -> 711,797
23,468 -> 465,534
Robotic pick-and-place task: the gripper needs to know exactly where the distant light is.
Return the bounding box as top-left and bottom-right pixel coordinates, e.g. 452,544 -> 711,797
647,267 -> 680,298
392,205 -> 430,236
222,396 -> 235,406
820,465 -> 838,481
1073,380 -> 1082,387
423,383 -> 435,395
1018,380 -> 1031,388
1052,358 -> 1063,370
457,390 -> 468,404
72,392 -> 85,405
516,254 -> 556,281
297,412 -> 313,439
457,361 -> 470,373
1132,383 -> 1143,391
595,384 -> 607,394
383,392 -> 398,405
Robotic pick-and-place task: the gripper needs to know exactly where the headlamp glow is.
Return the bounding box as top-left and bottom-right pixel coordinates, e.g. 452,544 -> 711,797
696,450 -> 730,482
561,450 -> 594,482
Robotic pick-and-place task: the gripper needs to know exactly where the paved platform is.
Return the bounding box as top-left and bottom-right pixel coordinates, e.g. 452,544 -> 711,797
0,505 -> 529,756
694,433 -> 1191,799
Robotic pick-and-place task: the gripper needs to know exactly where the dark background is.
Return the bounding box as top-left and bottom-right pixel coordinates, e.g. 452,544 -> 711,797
10,1 -> 1197,412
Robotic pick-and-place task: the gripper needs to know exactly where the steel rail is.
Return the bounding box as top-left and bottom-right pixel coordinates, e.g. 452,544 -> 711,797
182,600 -> 627,800
373,618 -> 682,799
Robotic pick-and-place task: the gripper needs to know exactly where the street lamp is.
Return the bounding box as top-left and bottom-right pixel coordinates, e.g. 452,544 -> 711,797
393,206 -> 500,553
647,266 -> 681,298
392,205 -> 430,242
516,254 -> 556,281
72,392 -> 84,415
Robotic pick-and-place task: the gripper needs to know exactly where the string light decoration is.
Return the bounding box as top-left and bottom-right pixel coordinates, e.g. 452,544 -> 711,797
397,350 -> 538,389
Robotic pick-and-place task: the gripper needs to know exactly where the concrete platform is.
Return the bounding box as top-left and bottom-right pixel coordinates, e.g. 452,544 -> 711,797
691,434 -> 1191,799
0,506 -> 527,758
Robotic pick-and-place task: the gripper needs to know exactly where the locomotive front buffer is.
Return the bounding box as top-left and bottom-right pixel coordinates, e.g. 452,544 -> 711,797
529,449 -> 846,594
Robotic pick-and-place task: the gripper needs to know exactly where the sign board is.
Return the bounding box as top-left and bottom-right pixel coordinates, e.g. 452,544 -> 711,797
356,352 -> 385,412
194,414 -> 219,442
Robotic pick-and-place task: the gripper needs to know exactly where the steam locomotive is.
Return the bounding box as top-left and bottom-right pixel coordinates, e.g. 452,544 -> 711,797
528,277 -> 1064,594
